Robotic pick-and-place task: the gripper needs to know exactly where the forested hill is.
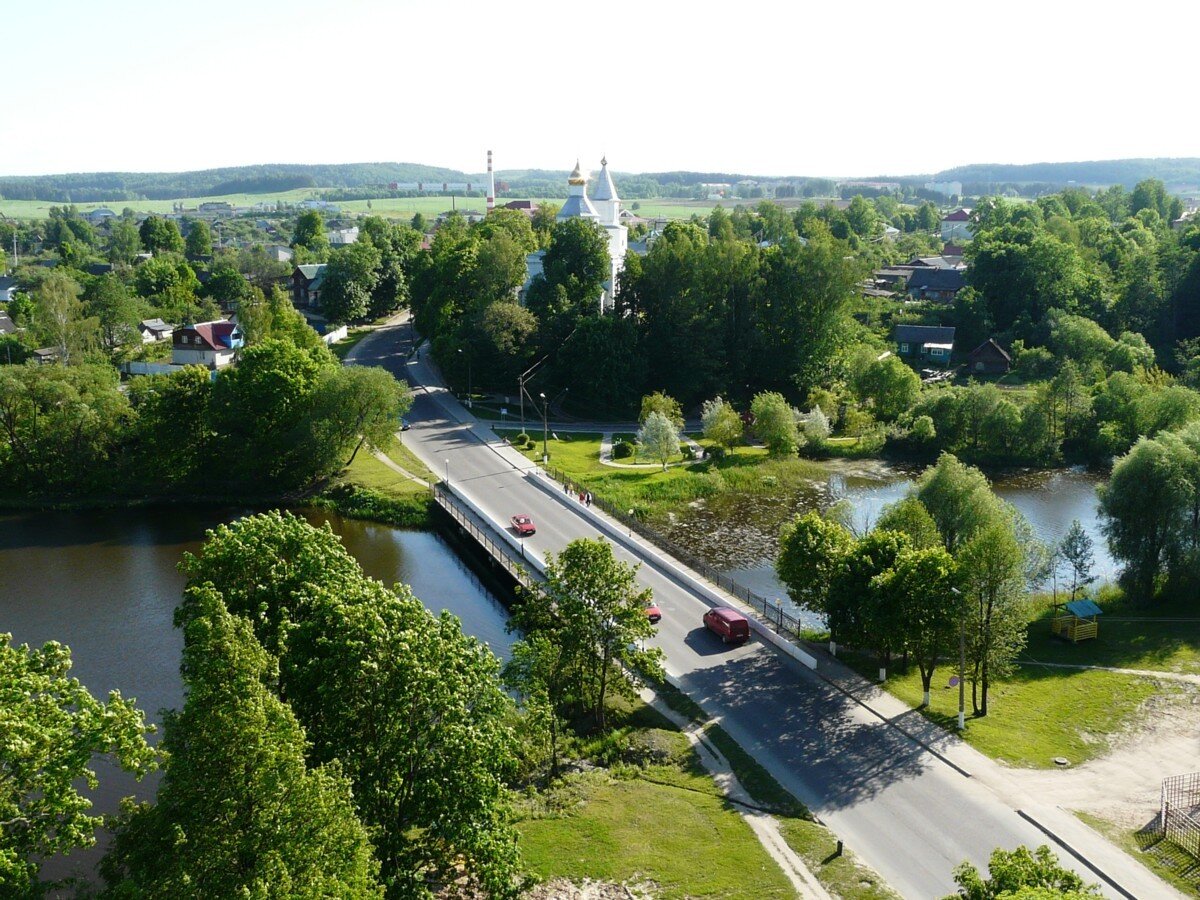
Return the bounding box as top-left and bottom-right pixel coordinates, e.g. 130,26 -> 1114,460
930,158 -> 1200,190
0,162 -> 469,202
5,157 -> 1200,203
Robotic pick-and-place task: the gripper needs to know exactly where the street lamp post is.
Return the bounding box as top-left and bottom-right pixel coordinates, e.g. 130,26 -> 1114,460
952,586 -> 965,731
539,392 -> 548,464
444,458 -> 449,485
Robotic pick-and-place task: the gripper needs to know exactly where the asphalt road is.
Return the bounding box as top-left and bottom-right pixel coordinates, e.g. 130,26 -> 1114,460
347,321 -> 1115,899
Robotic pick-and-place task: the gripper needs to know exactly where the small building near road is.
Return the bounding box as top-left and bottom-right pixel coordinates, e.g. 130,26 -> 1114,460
292,264 -> 327,309
85,208 -> 117,224
261,244 -> 294,263
0,312 -> 15,335
0,276 -> 18,303
139,318 -> 174,343
32,347 -> 61,365
327,227 -> 359,246
171,320 -> 244,369
893,324 -> 956,366
967,338 -> 1011,375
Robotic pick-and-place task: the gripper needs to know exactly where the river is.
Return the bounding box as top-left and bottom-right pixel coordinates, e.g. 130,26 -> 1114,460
0,505 -> 512,887
660,460 -> 1114,626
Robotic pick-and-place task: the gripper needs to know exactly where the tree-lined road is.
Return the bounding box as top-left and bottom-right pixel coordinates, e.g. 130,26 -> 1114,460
347,320 -> 1169,899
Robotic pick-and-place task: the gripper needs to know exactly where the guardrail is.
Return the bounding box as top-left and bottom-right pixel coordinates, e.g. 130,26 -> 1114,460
543,465 -> 811,642
432,483 -> 537,589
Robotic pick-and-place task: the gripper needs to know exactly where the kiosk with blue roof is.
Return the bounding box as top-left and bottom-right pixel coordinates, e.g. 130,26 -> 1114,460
1051,598 -> 1103,643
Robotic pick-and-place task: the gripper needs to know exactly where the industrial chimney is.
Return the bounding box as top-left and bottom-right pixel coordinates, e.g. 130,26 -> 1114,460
486,150 -> 495,212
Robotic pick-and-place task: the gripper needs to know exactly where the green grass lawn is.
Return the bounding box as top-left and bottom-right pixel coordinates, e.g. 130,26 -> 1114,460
842,652 -> 1163,768
518,688 -> 896,899
495,429 -> 821,521
518,767 -> 796,899
340,434 -> 433,496
1075,811 -> 1200,897
329,327 -> 373,361
1023,608 -> 1200,675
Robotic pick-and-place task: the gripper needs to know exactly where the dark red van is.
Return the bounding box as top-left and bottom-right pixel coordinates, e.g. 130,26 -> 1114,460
703,607 -> 750,644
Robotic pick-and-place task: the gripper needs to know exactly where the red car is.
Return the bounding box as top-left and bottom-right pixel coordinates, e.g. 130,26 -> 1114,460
703,607 -> 750,644
511,514 -> 536,537
645,602 -> 662,624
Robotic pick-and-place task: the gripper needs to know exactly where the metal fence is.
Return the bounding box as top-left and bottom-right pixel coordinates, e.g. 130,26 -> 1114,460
543,465 -> 810,640
1161,772 -> 1200,858
432,484 -> 537,589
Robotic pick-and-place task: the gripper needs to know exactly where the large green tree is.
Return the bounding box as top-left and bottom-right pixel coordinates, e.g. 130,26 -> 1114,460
208,338 -> 335,486
33,271 -> 99,364
307,365 -> 412,469
945,844 -> 1102,899
321,242 -> 383,323
0,635 -> 155,898
181,514 -> 524,898
102,586 -> 383,898
138,216 -> 184,255
511,538 -> 661,729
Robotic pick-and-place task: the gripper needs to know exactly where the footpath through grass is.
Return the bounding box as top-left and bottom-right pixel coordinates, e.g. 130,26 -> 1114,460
313,434 -> 434,527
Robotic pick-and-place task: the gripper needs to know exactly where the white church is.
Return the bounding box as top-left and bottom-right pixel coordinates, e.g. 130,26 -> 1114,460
523,158 -> 629,311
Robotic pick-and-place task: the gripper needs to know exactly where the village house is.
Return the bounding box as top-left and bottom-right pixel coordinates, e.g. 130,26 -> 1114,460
138,318 -> 174,343
292,264 -> 326,309
906,268 -> 965,302
893,324 -> 956,366
940,208 -> 973,242
967,338 -> 1012,375
171,320 -> 243,369
0,276 -> 17,303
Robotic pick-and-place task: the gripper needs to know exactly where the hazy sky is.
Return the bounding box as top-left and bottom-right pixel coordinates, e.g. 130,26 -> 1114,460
5,0 -> 1198,178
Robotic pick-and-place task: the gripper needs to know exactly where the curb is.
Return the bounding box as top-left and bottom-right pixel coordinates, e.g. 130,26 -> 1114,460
1017,809 -> 1137,900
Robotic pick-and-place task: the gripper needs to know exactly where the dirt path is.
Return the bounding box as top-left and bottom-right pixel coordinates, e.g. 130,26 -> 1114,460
1008,682 -> 1200,832
372,448 -> 432,487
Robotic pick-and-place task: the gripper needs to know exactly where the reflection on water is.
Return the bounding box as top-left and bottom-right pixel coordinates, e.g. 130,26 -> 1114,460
662,460 -> 1115,620
0,506 -> 511,886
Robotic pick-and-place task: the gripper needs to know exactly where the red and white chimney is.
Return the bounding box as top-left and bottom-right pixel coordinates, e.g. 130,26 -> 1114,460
486,150 -> 495,212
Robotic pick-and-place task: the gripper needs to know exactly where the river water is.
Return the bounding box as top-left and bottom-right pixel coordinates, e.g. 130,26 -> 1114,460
0,505 -> 512,886
659,460 -> 1114,624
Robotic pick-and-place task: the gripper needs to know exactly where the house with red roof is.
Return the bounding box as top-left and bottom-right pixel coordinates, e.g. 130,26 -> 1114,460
171,320 -> 244,369
941,208 -> 973,242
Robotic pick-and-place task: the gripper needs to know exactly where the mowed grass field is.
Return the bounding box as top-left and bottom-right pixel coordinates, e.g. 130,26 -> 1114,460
0,192 -> 777,221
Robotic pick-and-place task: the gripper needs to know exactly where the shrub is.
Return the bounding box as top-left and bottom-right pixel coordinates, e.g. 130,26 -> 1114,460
515,432 -> 530,445
612,440 -> 635,459
681,445 -> 696,461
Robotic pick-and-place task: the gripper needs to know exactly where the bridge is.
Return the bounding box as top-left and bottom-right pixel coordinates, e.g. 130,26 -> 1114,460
346,318 -> 1175,900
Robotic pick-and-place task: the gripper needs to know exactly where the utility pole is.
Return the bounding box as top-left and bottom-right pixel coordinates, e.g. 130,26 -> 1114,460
517,355 -> 548,432
539,392 -> 549,463
952,586 -> 965,731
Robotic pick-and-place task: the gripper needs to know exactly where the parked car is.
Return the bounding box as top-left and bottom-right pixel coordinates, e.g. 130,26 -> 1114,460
511,514 -> 536,536
645,602 -> 662,624
703,606 -> 749,644
400,418 -> 411,431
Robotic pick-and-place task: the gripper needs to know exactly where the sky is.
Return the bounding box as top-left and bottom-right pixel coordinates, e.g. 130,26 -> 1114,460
4,0 -> 1199,179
